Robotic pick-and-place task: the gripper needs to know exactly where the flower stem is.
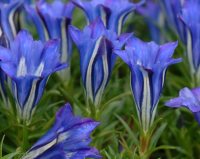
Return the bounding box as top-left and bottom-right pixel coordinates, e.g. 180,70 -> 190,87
86,98 -> 100,120
21,122 -> 29,152
139,132 -> 150,159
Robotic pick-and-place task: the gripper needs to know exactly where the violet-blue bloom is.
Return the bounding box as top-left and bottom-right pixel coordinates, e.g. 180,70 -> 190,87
165,87 -> 200,125
114,36 -> 182,131
160,0 -> 186,43
72,0 -> 145,34
24,0 -> 74,79
69,19 -> 132,106
179,0 -> 200,82
22,103 -> 101,159
0,30 -> 67,122
0,34 -> 9,104
0,0 -> 22,41
136,0 -> 164,43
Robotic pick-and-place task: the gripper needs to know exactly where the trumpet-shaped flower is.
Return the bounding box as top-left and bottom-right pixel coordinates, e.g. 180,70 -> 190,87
22,103 -> 101,159
160,0 -> 186,43
24,0 -> 74,79
0,30 -> 67,122
179,0 -> 200,82
165,87 -> 200,125
72,0 -> 145,34
114,36 -> 182,131
136,0 -> 164,43
0,0 -> 22,41
69,19 -> 132,106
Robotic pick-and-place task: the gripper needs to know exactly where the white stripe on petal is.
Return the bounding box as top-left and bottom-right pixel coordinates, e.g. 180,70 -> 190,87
0,28 -> 2,36
9,7 -> 17,38
57,132 -> 69,143
100,7 -> 107,26
17,57 -> 27,77
65,152 -> 75,158
14,82 -> 22,118
140,68 -> 151,132
22,139 -> 57,159
58,20 -> 70,80
35,62 -> 44,76
86,36 -> 103,103
187,29 -> 195,74
61,20 -> 68,63
22,79 -> 38,121
94,42 -> 108,106
117,11 -> 132,35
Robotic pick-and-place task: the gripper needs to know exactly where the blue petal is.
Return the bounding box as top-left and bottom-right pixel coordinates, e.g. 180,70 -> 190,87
136,0 -> 162,43
0,0 -> 22,41
41,39 -> 68,76
24,4 -> 48,42
157,41 -> 178,61
0,30 -> 66,121
13,76 -> 45,121
72,0 -> 103,22
165,87 -> 200,113
69,25 -> 83,47
24,103 -> 101,159
115,36 -> 181,130
34,0 -> 74,65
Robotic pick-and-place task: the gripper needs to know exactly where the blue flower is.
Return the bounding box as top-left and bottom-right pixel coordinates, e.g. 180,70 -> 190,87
165,87 -> 200,125
0,0 -> 22,41
22,103 -> 101,159
114,36 -> 182,131
69,19 -> 132,106
0,30 -> 67,122
0,34 -> 9,104
179,0 -> 200,82
136,0 -> 164,43
24,0 -> 74,79
160,0 -> 186,43
72,0 -> 145,34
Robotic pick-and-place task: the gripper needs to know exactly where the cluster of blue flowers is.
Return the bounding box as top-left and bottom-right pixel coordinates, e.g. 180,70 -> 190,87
137,0 -> 200,126
0,0 -> 200,158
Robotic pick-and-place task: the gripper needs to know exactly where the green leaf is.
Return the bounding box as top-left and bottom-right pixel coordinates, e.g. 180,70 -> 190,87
0,135 -> 5,158
148,145 -> 183,155
101,92 -> 132,112
115,114 -> 139,145
1,151 -> 21,159
149,123 -> 167,149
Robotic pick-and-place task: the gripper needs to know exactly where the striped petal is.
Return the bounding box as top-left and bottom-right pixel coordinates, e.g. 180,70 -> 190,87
160,0 -> 186,43
24,4 -> 48,42
0,30 -> 67,122
13,76 -> 47,121
22,103 -> 101,159
179,0 -> 200,82
36,1 -> 74,64
0,0 -> 22,41
72,0 -> 144,34
24,1 -> 74,80
115,36 -> 181,131
70,19 -> 130,106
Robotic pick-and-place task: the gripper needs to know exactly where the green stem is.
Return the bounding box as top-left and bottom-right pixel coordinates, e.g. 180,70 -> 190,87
21,123 -> 29,152
86,98 -> 100,120
191,73 -> 197,87
139,133 -> 150,159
